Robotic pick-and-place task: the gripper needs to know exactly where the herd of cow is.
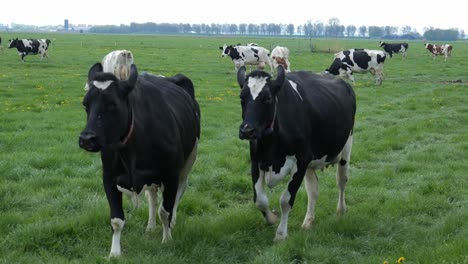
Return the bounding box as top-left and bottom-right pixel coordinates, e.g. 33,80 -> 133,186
220,40 -> 454,85
1,36 -> 456,257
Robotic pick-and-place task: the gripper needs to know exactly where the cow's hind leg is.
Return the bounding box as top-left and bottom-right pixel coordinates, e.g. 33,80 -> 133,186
302,169 -> 319,229
159,139 -> 198,242
336,134 -> 353,216
146,185 -> 158,231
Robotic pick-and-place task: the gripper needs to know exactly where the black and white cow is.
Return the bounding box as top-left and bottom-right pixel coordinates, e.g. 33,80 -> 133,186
79,63 -> 200,257
220,44 -> 272,73
8,38 -> 51,62
237,65 -> 356,241
379,41 -> 409,59
326,49 -> 387,85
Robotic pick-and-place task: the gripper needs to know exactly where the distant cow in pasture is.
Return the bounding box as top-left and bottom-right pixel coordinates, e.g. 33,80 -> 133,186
379,41 -> 409,59
84,50 -> 134,90
8,38 -> 51,62
220,44 -> 272,73
79,63 -> 200,257
424,43 -> 452,61
270,46 -> 291,72
326,49 -> 387,85
237,65 -> 356,241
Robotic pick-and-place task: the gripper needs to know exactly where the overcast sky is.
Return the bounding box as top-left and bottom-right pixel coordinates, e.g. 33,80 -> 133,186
1,0 -> 466,34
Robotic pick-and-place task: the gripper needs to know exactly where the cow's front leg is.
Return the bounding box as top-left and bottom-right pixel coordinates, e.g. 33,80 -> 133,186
252,162 -> 277,225
103,174 -> 125,257
275,162 -> 307,241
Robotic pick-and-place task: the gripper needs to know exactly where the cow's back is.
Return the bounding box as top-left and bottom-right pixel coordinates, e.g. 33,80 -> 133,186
131,73 -> 200,159
285,71 -> 356,159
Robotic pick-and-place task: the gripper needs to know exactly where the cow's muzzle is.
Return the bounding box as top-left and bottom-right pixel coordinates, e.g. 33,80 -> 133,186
239,123 -> 256,140
79,131 -> 101,152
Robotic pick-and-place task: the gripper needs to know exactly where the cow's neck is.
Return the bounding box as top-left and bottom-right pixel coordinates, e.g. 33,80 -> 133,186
117,101 -> 134,147
121,110 -> 134,145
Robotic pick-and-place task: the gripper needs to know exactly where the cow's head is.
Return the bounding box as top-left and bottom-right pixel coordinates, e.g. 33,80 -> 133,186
79,62 -> 138,152
237,65 -> 286,140
325,58 -> 343,75
8,38 -> 18,48
219,44 -> 232,57
379,41 -> 386,47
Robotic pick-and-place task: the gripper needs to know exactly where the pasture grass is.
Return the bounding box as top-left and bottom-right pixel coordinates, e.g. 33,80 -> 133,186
0,33 -> 467,263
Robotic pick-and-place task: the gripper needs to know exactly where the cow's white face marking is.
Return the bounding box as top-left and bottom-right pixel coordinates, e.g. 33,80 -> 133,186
93,80 -> 113,90
288,80 -> 303,101
248,76 -> 268,100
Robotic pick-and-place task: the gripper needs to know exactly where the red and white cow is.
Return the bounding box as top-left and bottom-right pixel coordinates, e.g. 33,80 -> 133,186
220,44 -> 272,73
270,46 -> 291,72
424,43 -> 452,61
326,49 -> 387,85
85,50 -> 134,90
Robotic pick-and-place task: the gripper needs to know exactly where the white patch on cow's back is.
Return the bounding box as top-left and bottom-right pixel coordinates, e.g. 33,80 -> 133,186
93,80 -> 113,90
288,80 -> 303,101
248,76 -> 268,100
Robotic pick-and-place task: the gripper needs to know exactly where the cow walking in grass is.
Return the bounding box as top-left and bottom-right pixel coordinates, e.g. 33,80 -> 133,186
79,63 -> 200,257
379,41 -> 409,59
326,49 -> 387,85
220,44 -> 273,73
8,38 -> 51,62
237,65 -> 356,241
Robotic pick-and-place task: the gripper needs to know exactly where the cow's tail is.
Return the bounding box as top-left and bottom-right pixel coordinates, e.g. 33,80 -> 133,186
168,74 -> 195,99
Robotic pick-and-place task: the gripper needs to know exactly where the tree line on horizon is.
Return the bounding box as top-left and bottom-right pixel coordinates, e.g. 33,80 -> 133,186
2,17 -> 464,41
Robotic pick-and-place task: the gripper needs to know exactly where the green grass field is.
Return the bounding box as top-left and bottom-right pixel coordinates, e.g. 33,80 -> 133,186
0,33 -> 467,264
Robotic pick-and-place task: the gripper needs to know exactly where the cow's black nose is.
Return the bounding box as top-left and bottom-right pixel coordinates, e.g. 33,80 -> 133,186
239,124 -> 255,140
79,131 -> 100,152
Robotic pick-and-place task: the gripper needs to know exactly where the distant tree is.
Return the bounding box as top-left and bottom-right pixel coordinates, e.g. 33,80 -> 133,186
346,25 -> 356,37
239,23 -> 247,35
229,24 -> 237,34
368,26 -> 384,38
286,24 -> 295,35
248,23 -> 259,35
423,28 -> 459,40
383,26 -> 398,36
297,25 -> 303,36
459,29 -> 465,39
358,25 -> 367,37
401,25 -> 412,35
260,23 -> 268,35
315,22 -> 325,36
326,17 -> 343,37
192,24 -> 201,34
303,20 -> 313,37
211,23 -> 220,34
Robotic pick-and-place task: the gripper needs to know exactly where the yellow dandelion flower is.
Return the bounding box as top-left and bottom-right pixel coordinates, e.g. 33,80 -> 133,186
397,257 -> 405,263
383,261 -> 388,264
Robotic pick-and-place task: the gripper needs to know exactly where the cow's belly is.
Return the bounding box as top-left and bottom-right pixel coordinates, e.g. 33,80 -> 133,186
116,168 -> 162,195
308,155 -> 339,170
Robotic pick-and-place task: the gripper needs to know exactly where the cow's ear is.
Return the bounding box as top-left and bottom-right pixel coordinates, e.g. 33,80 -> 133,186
122,64 -> 138,95
271,65 -> 286,95
88,62 -> 103,81
219,46 -> 223,50
237,66 -> 246,89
